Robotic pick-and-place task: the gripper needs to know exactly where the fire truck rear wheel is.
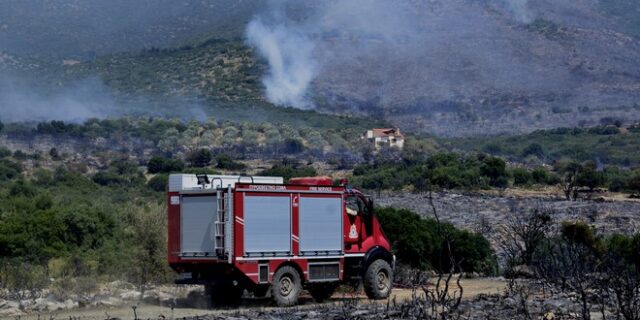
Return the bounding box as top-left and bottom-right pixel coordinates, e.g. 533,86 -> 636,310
271,266 -> 302,307
363,259 -> 393,299
308,283 -> 338,302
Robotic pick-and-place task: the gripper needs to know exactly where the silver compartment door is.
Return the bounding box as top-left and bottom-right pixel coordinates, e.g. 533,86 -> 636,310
181,195 -> 216,255
244,195 -> 291,254
299,197 -> 342,253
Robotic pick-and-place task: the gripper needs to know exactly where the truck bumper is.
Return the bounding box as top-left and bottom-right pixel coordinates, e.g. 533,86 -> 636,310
174,272 -> 210,285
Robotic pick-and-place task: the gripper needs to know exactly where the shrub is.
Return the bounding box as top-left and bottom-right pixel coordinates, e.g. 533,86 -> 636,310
147,174 -> 168,192
480,156 -> 509,188
283,138 -> 305,154
522,143 -> 545,159
147,156 -> 185,173
606,233 -> 640,268
147,156 -> 166,174
0,258 -> 49,296
376,207 -> 497,274
560,221 -> 599,250
9,180 -> 37,197
512,168 -> 532,186
352,153 -> 517,191
93,171 -> 128,186
259,163 -> 317,182
482,143 -> 503,154
576,162 -> 605,192
13,150 -> 27,160
49,148 -> 60,160
375,207 -> 434,269
0,159 -> 22,180
0,147 -> 11,158
187,148 -> 213,167
215,153 -> 245,170
628,170 -> 640,194
94,160 -> 145,187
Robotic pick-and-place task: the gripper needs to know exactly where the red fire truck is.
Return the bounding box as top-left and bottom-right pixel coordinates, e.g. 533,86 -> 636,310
167,174 -> 394,306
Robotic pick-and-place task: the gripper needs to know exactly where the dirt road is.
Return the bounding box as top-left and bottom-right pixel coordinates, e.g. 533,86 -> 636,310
8,278 -> 505,320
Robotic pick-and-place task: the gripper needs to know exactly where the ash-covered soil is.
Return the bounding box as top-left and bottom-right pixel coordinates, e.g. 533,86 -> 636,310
4,278 -> 599,320
375,190 -> 640,260
0,279 -> 505,320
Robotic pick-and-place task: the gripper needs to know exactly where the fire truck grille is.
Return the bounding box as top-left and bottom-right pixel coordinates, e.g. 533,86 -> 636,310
308,262 -> 340,281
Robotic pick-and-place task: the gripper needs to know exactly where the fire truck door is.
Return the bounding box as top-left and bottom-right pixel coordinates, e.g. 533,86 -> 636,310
345,196 -> 362,244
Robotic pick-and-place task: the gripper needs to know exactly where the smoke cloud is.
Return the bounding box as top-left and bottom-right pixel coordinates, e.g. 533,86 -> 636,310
501,0 -> 534,24
0,76 -> 116,122
0,74 -> 211,123
243,0 -> 629,117
245,18 -> 318,109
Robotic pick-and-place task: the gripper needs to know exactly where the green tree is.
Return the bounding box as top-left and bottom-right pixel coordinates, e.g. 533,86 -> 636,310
556,160 -> 582,200
522,143 -> 545,159
480,156 -> 508,188
147,156 -> 166,174
576,161 -> 604,193
187,148 -> 213,167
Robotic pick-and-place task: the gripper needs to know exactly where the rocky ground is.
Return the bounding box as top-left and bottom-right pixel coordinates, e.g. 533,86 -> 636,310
0,281 -> 208,318
376,189 -> 640,251
0,278 -> 607,320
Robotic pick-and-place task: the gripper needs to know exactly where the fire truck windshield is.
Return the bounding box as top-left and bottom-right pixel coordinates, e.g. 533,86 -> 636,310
346,196 -> 369,216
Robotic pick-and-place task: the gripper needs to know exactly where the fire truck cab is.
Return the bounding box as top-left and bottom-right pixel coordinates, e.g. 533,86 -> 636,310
167,174 -> 394,306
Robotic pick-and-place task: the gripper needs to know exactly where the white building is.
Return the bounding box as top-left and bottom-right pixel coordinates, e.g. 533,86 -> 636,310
364,128 -> 405,150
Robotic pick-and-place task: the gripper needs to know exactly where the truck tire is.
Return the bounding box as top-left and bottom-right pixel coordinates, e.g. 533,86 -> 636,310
271,266 -> 302,307
308,283 -> 338,302
363,259 -> 393,299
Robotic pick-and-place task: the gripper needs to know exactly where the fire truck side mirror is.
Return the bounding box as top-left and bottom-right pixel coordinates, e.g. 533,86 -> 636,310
366,196 -> 374,214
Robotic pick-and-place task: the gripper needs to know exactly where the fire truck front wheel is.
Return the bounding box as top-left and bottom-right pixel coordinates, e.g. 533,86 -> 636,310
271,266 -> 302,307
363,259 -> 393,299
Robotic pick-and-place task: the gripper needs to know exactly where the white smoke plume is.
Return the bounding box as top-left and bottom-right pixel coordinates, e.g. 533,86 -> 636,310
245,18 -> 318,109
502,0 -> 534,24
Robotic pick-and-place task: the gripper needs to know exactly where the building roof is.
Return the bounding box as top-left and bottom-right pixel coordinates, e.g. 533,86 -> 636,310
370,128 -> 404,139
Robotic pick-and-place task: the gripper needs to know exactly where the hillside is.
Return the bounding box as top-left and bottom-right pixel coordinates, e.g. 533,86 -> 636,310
0,0 -> 259,59
0,42 -> 388,128
443,123 -> 640,166
1,0 -> 640,137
